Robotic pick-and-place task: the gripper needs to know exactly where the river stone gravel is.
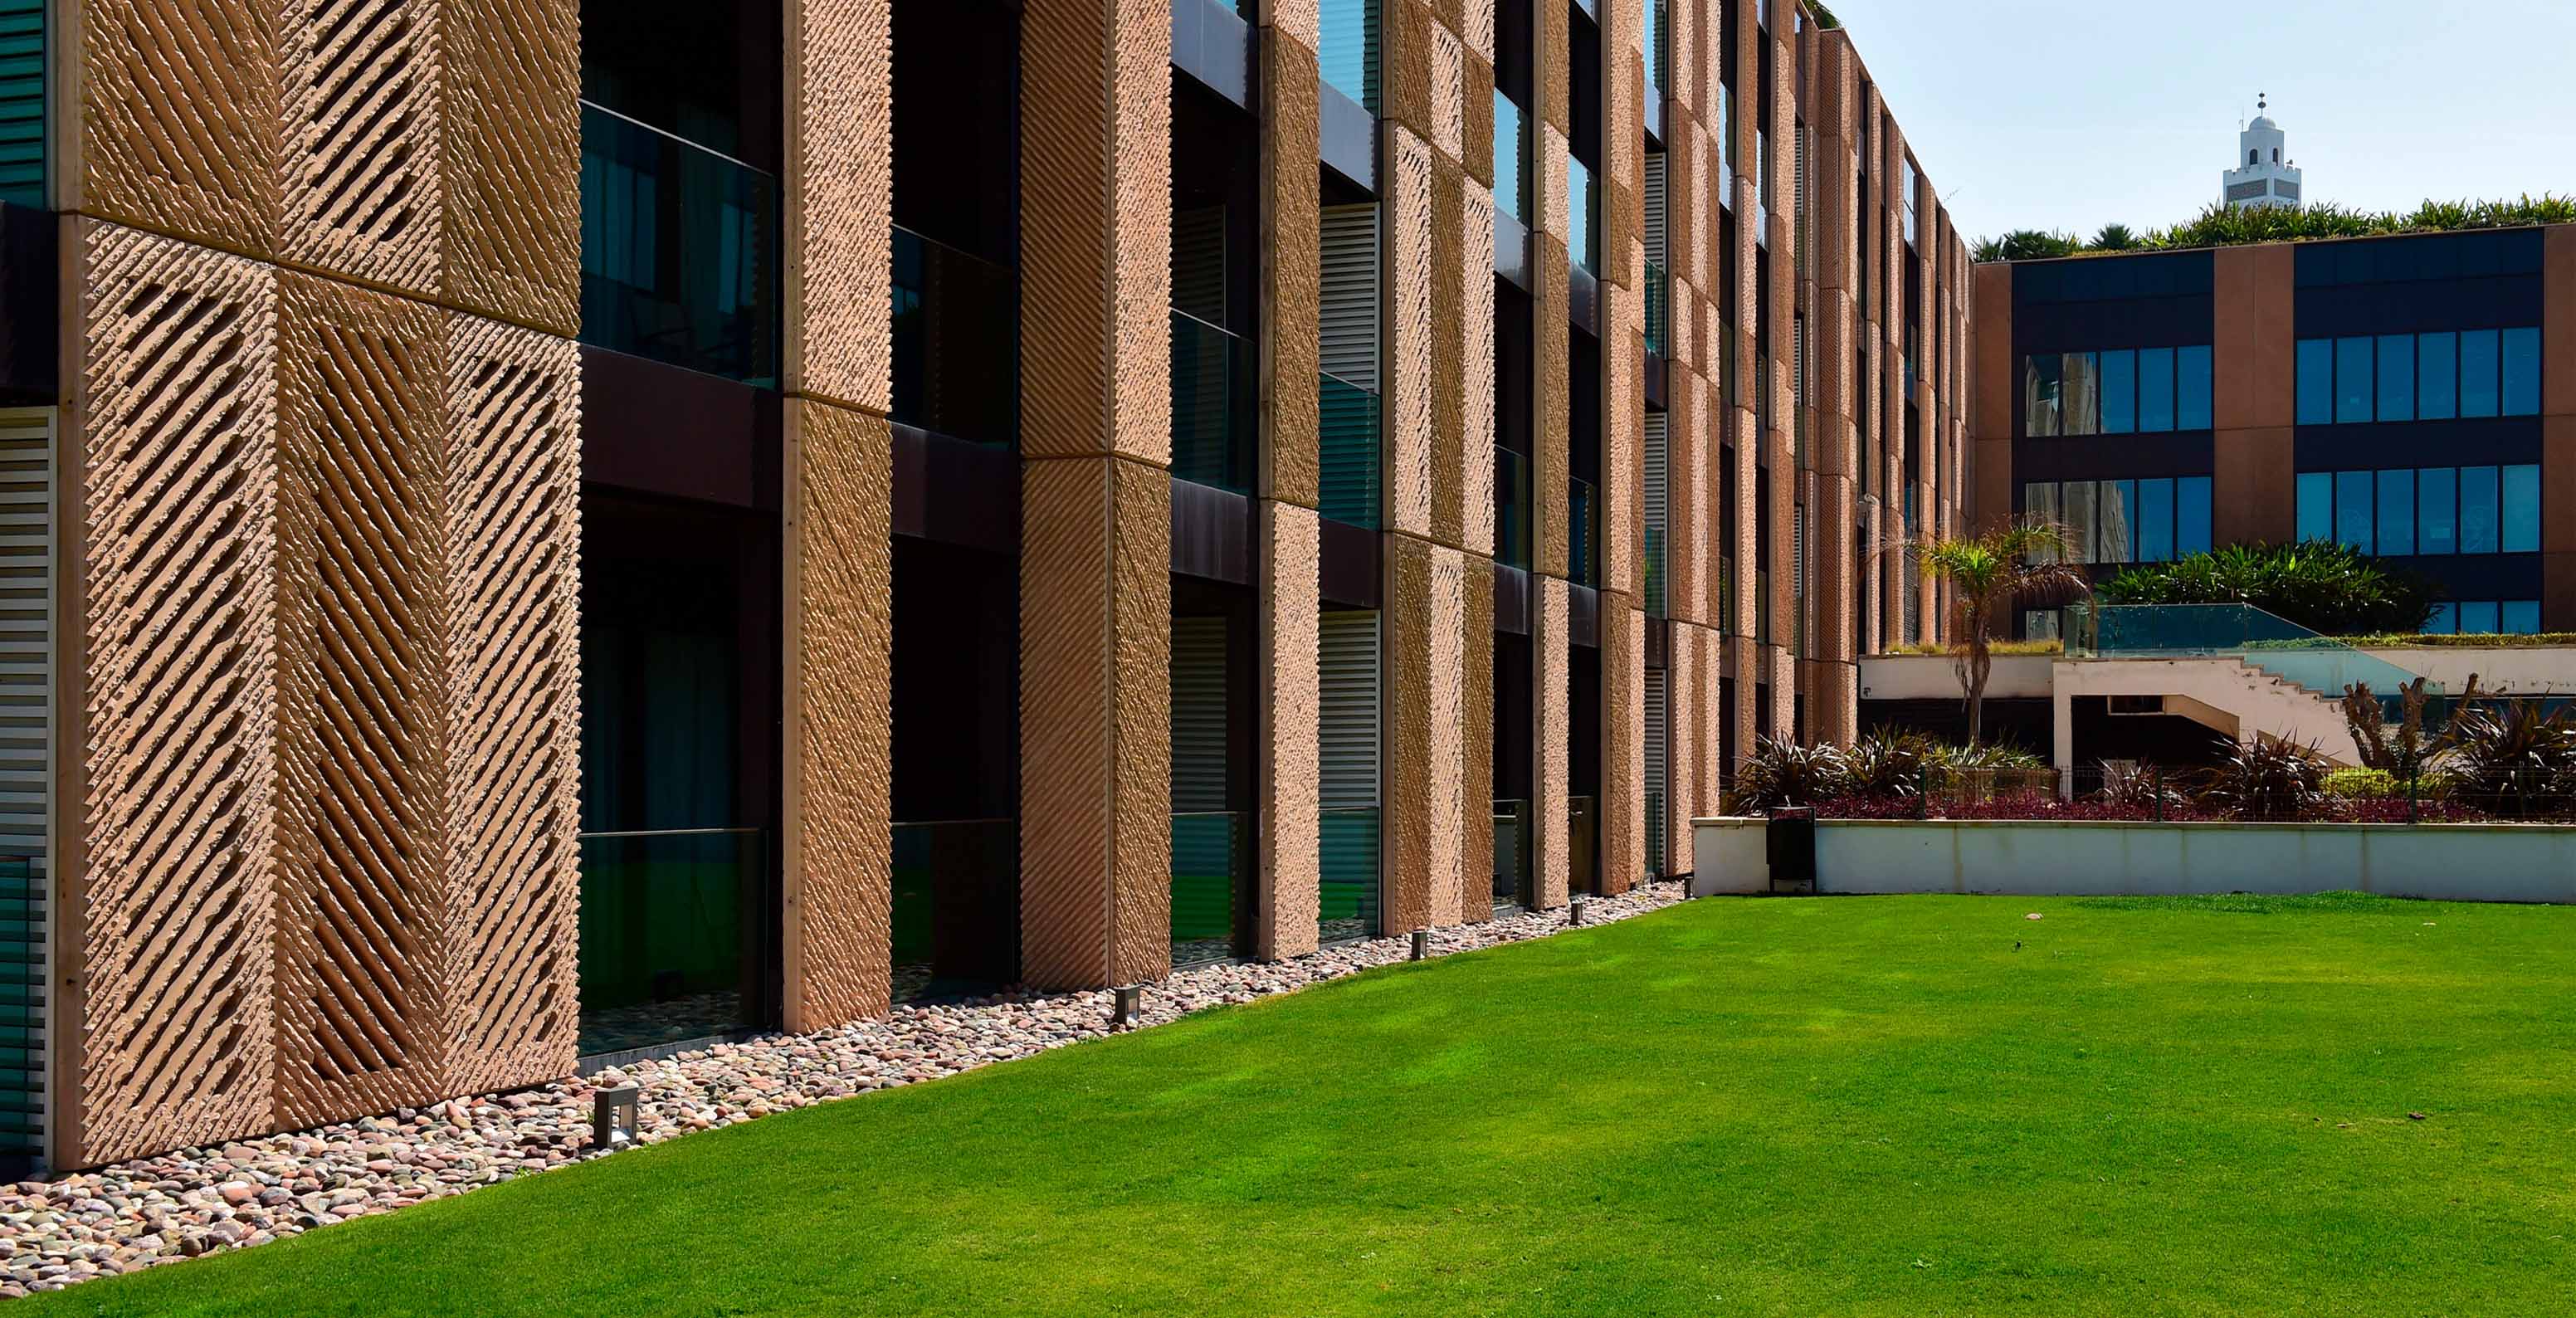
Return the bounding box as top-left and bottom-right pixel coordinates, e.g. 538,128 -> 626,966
0,882 -> 1682,1297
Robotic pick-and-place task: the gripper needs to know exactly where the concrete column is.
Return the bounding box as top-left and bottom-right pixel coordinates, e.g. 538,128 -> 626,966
2211,242 -> 2296,548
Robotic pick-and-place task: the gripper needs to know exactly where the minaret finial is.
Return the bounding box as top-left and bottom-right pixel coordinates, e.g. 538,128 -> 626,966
2258,91 -> 2267,113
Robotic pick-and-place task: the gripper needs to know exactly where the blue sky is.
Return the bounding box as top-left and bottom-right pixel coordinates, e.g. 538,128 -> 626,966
1832,0 -> 2576,245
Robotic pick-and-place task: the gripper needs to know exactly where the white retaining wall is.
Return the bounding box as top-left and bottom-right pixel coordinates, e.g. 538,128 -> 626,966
1690,817 -> 2576,904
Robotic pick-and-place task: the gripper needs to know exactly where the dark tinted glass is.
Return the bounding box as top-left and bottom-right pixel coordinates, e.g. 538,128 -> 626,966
2137,347 -> 2174,432
2334,337 -> 2373,423
2460,330 -> 2499,417
2376,469 -> 2413,556
2501,327 -> 2540,416
2136,477 -> 2173,562
2501,463 -> 2539,553
2176,345 -> 2212,429
2100,349 -> 2135,433
2334,470 -> 2373,551
2375,335 -> 2413,422
2295,339 -> 2333,425
2417,331 -> 2456,419
2176,476 -> 2212,556
2460,465 -> 2499,553
2295,471 -> 2332,542
2417,466 -> 2456,555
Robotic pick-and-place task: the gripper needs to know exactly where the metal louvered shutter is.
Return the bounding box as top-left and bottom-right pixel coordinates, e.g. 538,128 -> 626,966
1170,616 -> 1229,812
1173,206 -> 1228,326
0,408 -> 46,1173
1643,412 -> 1666,615
1320,206 -> 1379,393
1643,154 -> 1666,269
0,0 -> 37,207
1319,612 -> 1378,809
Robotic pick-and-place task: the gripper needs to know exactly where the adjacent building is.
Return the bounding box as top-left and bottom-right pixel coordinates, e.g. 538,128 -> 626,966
2222,95 -> 2301,212
0,0 -> 1962,1170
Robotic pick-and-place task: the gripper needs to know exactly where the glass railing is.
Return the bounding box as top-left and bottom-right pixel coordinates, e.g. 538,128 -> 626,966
580,101 -> 778,388
1320,807 -> 1380,945
2082,603 -> 2440,704
1569,478 -> 1598,586
1491,799 -> 1531,909
1569,795 -> 1598,897
1644,524 -> 1665,616
1497,448 -> 1532,569
890,818 -> 1020,1003
1172,812 -> 1241,966
577,827 -> 766,1056
1646,789 -> 1665,879
894,227 -> 1017,448
1569,159 -> 1598,274
1494,91 -> 1526,225
1644,259 -> 1670,359
1172,309 -> 1248,491
1319,0 -> 1378,110
1320,371 -> 1381,527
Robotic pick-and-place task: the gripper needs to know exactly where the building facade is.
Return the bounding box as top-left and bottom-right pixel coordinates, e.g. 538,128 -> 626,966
1973,226 -> 2575,637
2222,95 -> 2300,212
0,0 -> 1960,1170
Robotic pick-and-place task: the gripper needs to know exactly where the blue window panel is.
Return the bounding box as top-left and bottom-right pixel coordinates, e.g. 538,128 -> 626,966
2176,476 -> 2212,556
2136,477 -> 2174,563
2375,469 -> 2414,556
2295,471 -> 2333,543
2177,345 -> 2212,429
2295,339 -> 2334,425
2461,465 -> 2499,554
2501,600 -> 2540,635
2458,600 -> 2500,635
2417,332 -> 2456,419
2100,480 -> 2135,562
2334,337 -> 2374,423
2374,335 -> 2413,422
2334,470 -> 2374,552
2501,463 -> 2539,553
2501,327 -> 2540,416
2099,349 -> 2135,434
2417,466 -> 2456,555
2460,329 -> 2499,417
2428,602 -> 2459,635
2137,347 -> 2174,432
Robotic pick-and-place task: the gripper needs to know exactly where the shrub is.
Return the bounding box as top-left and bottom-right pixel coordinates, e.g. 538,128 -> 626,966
2322,768 -> 2396,798
1729,736 -> 1852,815
2096,541 -> 2437,637
2096,761 -> 2187,814
1844,729 -> 1934,802
2437,701 -> 2576,818
2195,737 -> 2329,821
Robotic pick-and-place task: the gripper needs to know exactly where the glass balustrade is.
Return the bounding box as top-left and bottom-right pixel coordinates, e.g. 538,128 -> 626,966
577,827 -> 766,1056
1171,812 -> 1242,966
2089,603 -> 2440,707
1645,524 -> 1666,616
1490,799 -> 1531,909
893,227 -> 1018,448
890,818 -> 1019,1002
1493,91 -> 1526,225
1569,159 -> 1598,274
580,102 -> 778,387
1320,371 -> 1382,527
1319,807 -> 1381,945
1171,310 -> 1249,492
1496,449 -> 1532,570
1570,477 -> 1598,586
1644,259 -> 1670,359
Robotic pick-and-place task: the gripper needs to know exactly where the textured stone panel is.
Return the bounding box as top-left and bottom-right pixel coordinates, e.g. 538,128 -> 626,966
1534,234 -> 1570,578
1383,126 -> 1438,536
1530,575 -> 1569,907
1538,124 -> 1569,244
1256,502 -> 1321,959
438,0 -> 579,335
1020,455 -> 1172,988
65,224 -> 281,1168
1264,0 -> 1320,51
1428,21 -> 1464,164
1460,554 -> 1494,922
437,312 -> 581,1095
1603,292 -> 1639,598
274,272 -> 446,1130
786,0 -> 895,412
782,400 -> 895,1029
1461,185 -> 1495,559
1020,0 -> 1172,464
1429,158 -> 1466,551
1599,598 -> 1641,896
1462,53 -> 1495,191
1259,29 -> 1323,507
1383,535 -> 1467,930
281,0 -> 442,297
76,0 -> 284,256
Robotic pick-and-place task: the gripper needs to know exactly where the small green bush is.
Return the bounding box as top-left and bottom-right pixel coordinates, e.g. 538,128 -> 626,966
2098,541 -> 2437,637
2322,768 -> 2395,798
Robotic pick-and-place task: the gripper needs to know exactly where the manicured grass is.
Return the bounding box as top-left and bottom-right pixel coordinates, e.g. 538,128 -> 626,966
35,894 -> 2576,1316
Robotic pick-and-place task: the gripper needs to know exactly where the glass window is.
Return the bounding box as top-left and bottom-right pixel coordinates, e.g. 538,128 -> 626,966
2295,471 -> 2333,543
2061,352 -> 2100,436
2501,600 -> 2540,635
2461,465 -> 2499,554
2137,477 -> 2174,563
2099,349 -> 2136,434
2460,329 -> 2499,417
2062,480 -> 2097,564
2375,469 -> 2414,556
2501,463 -> 2539,553
2177,345 -> 2212,430
2334,337 -> 2374,423
2099,480 -> 2134,562
2417,332 -> 2456,419
2334,470 -> 2373,551
2137,347 -> 2174,432
2501,327 -> 2540,416
2417,466 -> 2456,555
2375,335 -> 2413,422
2427,602 -> 2458,635
2295,339 -> 2334,425
2458,600 -> 2500,635
2024,354 -> 2061,437
2177,476 -> 2212,556
2023,482 -> 2061,562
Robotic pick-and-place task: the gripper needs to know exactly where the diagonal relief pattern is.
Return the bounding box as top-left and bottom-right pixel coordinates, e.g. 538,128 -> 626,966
70,224 -> 281,1167
438,313 -> 580,1094
80,0 -> 284,256
785,0 -> 894,412
281,0 -> 444,296
436,0 -> 578,334
273,273 -> 449,1130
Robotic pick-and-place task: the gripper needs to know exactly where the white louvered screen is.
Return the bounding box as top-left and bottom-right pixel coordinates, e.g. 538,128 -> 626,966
1643,154 -> 1666,268
1170,615 -> 1230,812
1318,611 -> 1379,810
1320,205 -> 1379,393
0,408 -> 46,855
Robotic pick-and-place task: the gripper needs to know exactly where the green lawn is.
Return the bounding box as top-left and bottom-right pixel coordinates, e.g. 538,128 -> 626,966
36,894 -> 2576,1316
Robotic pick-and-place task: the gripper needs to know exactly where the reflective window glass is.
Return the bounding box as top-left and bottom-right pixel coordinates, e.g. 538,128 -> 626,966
2427,602 -> 2458,635
2177,345 -> 2212,429
2501,463 -> 2539,553
2335,337 -> 2374,422
2099,480 -> 2134,563
2023,482 -> 2061,561
2501,600 -> 2540,635
2461,465 -> 2499,553
2460,330 -> 2499,417
2137,347 -> 2174,432
2295,339 -> 2334,425
2334,470 -> 2373,551
2137,477 -> 2174,563
2176,476 -> 2212,556
2024,354 -> 2061,437
2100,349 -> 2136,434
2459,600 -> 2500,634
2417,466 -> 2456,555
2501,327 -> 2540,416
2061,353 -> 2100,436
2062,480 -> 2098,564
2417,332 -> 2456,418
2375,335 -> 2413,422
2295,471 -> 2333,542
2376,469 -> 2414,556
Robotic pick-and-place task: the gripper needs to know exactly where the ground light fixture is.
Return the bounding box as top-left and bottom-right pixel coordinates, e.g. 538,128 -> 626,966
1112,984 -> 1143,1028
1410,930 -> 1429,960
591,1086 -> 640,1150
1569,898 -> 1588,926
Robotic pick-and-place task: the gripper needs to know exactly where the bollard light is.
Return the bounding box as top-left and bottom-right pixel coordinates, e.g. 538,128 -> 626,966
1112,984 -> 1142,1028
1569,898 -> 1588,926
591,1085 -> 639,1151
1410,930 -> 1430,961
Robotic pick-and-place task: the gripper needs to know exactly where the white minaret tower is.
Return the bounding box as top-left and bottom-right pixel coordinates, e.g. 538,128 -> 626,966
2222,93 -> 2302,211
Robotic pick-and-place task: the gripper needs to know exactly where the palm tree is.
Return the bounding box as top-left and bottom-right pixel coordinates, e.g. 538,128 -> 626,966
1918,520 -> 2090,747
2090,222 -> 2140,251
